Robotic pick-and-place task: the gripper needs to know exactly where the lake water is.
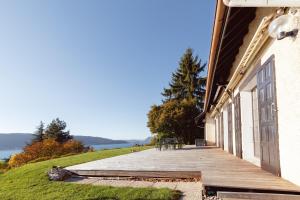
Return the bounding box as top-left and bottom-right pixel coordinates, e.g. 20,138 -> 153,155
0,149 -> 22,160
0,143 -> 136,160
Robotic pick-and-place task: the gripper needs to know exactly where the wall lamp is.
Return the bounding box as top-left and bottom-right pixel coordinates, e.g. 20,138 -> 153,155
268,11 -> 300,40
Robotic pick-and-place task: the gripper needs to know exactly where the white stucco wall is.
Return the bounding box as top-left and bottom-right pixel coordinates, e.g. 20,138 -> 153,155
240,91 -> 260,166
205,116 -> 216,145
256,11 -> 300,185
206,7 -> 300,186
232,7 -> 300,186
223,107 -> 229,152
215,117 -> 219,147
232,7 -> 300,183
231,103 -> 237,156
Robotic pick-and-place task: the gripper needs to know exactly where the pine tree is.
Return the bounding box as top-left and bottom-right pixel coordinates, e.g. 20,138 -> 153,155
43,118 -> 73,143
32,121 -> 44,143
162,48 -> 206,111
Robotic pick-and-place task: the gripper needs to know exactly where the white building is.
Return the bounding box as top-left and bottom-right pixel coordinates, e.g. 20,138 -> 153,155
203,0 -> 300,186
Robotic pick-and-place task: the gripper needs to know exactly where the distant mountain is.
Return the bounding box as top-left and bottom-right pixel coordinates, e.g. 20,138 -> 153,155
126,136 -> 153,145
74,135 -> 127,145
0,133 -> 33,150
143,136 -> 152,144
0,133 -> 128,150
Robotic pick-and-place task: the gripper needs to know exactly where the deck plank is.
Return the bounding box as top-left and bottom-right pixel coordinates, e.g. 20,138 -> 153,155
66,146 -> 300,193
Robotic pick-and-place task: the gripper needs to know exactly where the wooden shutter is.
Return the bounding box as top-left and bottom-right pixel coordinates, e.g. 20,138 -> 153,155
257,56 -> 280,176
234,93 -> 242,158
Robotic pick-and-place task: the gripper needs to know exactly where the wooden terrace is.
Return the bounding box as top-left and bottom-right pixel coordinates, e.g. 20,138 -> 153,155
66,146 -> 300,196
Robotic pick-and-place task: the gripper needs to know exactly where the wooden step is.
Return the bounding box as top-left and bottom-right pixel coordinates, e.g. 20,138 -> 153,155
69,170 -> 202,179
217,191 -> 300,200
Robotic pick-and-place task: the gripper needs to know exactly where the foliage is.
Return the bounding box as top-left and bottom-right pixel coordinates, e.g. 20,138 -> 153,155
43,118 -> 73,143
147,48 -> 206,144
0,160 -> 8,173
8,153 -> 32,168
0,160 -> 7,168
0,147 -> 179,200
147,99 -> 201,144
147,137 -> 157,146
8,139 -> 85,168
11,119 -> 87,168
161,48 -> 206,110
62,140 -> 85,154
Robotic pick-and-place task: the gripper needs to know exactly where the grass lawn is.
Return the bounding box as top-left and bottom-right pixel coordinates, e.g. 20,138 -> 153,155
0,146 -> 180,200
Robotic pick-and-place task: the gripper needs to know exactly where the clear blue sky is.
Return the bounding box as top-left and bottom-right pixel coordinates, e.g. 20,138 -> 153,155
0,0 -> 215,140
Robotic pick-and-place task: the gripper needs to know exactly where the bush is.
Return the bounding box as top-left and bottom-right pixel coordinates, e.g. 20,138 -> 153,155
0,160 -> 8,170
8,139 -> 85,168
8,153 -> 32,168
63,140 -> 84,154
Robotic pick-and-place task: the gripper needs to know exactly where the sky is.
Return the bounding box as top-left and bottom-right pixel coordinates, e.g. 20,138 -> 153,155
0,0 -> 215,140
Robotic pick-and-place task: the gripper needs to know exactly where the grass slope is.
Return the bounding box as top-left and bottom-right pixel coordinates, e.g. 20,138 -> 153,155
0,147 -> 179,200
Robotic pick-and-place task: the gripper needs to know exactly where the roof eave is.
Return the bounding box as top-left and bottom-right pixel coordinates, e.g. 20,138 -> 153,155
203,0 -> 227,113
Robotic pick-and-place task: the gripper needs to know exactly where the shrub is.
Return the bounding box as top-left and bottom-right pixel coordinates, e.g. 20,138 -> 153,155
63,140 -> 84,154
40,139 -> 62,157
8,153 -> 32,168
0,160 -> 8,169
8,139 -> 85,168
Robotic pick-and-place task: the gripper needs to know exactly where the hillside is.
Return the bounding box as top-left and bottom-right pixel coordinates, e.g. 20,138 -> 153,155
0,133 -> 128,150
0,146 -> 177,200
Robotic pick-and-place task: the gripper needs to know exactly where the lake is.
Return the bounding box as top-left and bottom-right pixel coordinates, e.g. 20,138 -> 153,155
0,143 -> 137,160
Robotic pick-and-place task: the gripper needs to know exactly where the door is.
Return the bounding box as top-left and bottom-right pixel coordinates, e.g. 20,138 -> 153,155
227,103 -> 233,154
234,93 -> 243,158
257,57 -> 280,176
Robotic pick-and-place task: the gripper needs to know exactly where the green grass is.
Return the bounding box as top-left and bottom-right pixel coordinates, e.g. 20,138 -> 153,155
0,147 -> 180,200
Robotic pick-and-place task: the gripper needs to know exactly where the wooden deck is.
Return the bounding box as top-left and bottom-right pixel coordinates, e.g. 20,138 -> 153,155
66,146 -> 300,194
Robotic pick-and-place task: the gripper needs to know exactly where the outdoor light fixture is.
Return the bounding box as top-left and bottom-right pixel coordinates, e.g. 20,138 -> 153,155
268,14 -> 299,40
223,0 -> 300,7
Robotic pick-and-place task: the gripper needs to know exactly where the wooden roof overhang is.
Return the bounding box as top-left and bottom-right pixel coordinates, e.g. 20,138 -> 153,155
203,1 -> 256,114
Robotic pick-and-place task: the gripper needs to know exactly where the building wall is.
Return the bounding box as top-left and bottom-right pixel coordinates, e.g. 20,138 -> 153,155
215,117 -> 219,147
231,102 -> 237,156
240,91 -> 260,166
257,12 -> 300,185
205,116 -> 216,145
238,8 -> 300,186
206,7 -> 300,186
223,107 -> 229,152
237,8 -> 300,184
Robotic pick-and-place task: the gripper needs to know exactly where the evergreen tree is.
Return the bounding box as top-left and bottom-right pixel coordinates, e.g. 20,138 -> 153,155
32,121 -> 44,143
148,48 -> 206,144
162,48 -> 206,111
43,118 -> 72,143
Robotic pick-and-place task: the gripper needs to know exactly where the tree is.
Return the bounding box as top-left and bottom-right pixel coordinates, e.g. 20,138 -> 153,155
43,118 -> 73,143
148,48 -> 206,144
32,121 -> 45,143
147,99 -> 201,144
162,48 -> 206,111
